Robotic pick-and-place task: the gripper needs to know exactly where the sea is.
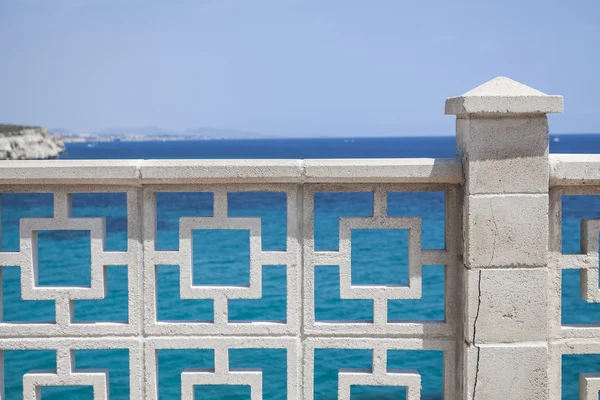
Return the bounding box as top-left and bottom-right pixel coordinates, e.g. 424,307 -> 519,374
2,134 -> 600,399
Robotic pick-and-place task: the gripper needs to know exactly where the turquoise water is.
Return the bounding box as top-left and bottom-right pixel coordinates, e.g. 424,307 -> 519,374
2,135 -> 600,399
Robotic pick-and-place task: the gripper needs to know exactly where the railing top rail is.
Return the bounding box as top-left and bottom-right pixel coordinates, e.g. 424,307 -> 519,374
8,153 -> 600,187
0,158 -> 463,185
550,154 -> 600,186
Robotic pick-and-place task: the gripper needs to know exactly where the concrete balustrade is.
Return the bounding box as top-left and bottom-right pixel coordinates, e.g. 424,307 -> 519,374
2,77 -> 598,399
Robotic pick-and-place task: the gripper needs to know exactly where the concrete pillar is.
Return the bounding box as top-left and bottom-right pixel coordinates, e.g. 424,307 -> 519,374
446,77 -> 563,399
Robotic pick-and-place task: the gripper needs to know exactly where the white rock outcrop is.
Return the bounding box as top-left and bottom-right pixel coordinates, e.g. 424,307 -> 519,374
0,127 -> 65,160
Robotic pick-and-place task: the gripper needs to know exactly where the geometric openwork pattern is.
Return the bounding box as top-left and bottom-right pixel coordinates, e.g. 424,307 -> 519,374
549,188 -> 600,339
303,184 -> 459,337
145,337 -> 299,400
0,188 -> 141,337
0,337 -> 142,400
579,218 -> 600,303
303,337 -> 456,400
0,183 -> 459,399
549,187 -> 600,399
143,185 -> 301,336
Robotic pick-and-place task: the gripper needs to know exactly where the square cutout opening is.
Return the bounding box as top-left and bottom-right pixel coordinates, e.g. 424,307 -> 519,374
37,230 -> 91,287
193,229 -> 250,286
351,229 -> 409,286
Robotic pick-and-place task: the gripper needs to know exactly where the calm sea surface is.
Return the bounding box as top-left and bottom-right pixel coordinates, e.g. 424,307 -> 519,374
2,135 -> 600,399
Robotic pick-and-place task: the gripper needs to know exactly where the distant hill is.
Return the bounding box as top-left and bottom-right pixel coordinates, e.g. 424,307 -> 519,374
49,127 -> 74,135
47,125 -> 272,139
182,127 -> 267,139
88,126 -> 267,138
95,126 -> 176,136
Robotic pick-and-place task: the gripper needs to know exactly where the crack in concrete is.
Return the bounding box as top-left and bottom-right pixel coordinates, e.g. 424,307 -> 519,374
472,270 -> 483,342
472,346 -> 481,400
471,270 -> 483,400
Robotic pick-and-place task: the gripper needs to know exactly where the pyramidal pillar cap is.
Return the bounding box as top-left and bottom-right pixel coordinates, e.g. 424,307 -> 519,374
445,76 -> 563,116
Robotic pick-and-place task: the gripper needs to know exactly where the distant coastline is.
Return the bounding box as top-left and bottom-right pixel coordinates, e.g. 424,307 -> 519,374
55,126 -> 271,143
60,133 -> 270,143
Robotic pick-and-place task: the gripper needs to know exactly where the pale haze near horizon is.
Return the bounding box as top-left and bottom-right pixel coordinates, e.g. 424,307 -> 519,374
0,0 -> 598,137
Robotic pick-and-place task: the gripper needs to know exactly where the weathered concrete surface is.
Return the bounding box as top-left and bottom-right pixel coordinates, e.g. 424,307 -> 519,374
579,373 -> 600,400
448,76 -> 560,400
464,268 -> 548,344
445,76 -> 563,115
464,194 -> 548,268
0,158 -> 463,185
464,344 -> 548,400
550,154 -> 600,186
303,158 -> 463,183
456,115 -> 549,194
0,160 -> 141,185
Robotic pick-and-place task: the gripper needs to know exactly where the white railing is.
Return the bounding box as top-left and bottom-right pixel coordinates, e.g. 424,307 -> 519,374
0,158 -> 463,185
3,77 -> 600,399
0,161 -> 461,400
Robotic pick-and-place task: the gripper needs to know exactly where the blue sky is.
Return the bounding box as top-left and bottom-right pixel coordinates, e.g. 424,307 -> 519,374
0,0 -> 598,136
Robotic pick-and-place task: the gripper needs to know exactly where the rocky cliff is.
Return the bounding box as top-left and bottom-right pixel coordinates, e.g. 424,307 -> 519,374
0,125 -> 65,160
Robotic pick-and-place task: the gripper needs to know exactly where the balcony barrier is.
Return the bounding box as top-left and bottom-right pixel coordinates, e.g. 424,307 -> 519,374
2,77 -> 598,399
